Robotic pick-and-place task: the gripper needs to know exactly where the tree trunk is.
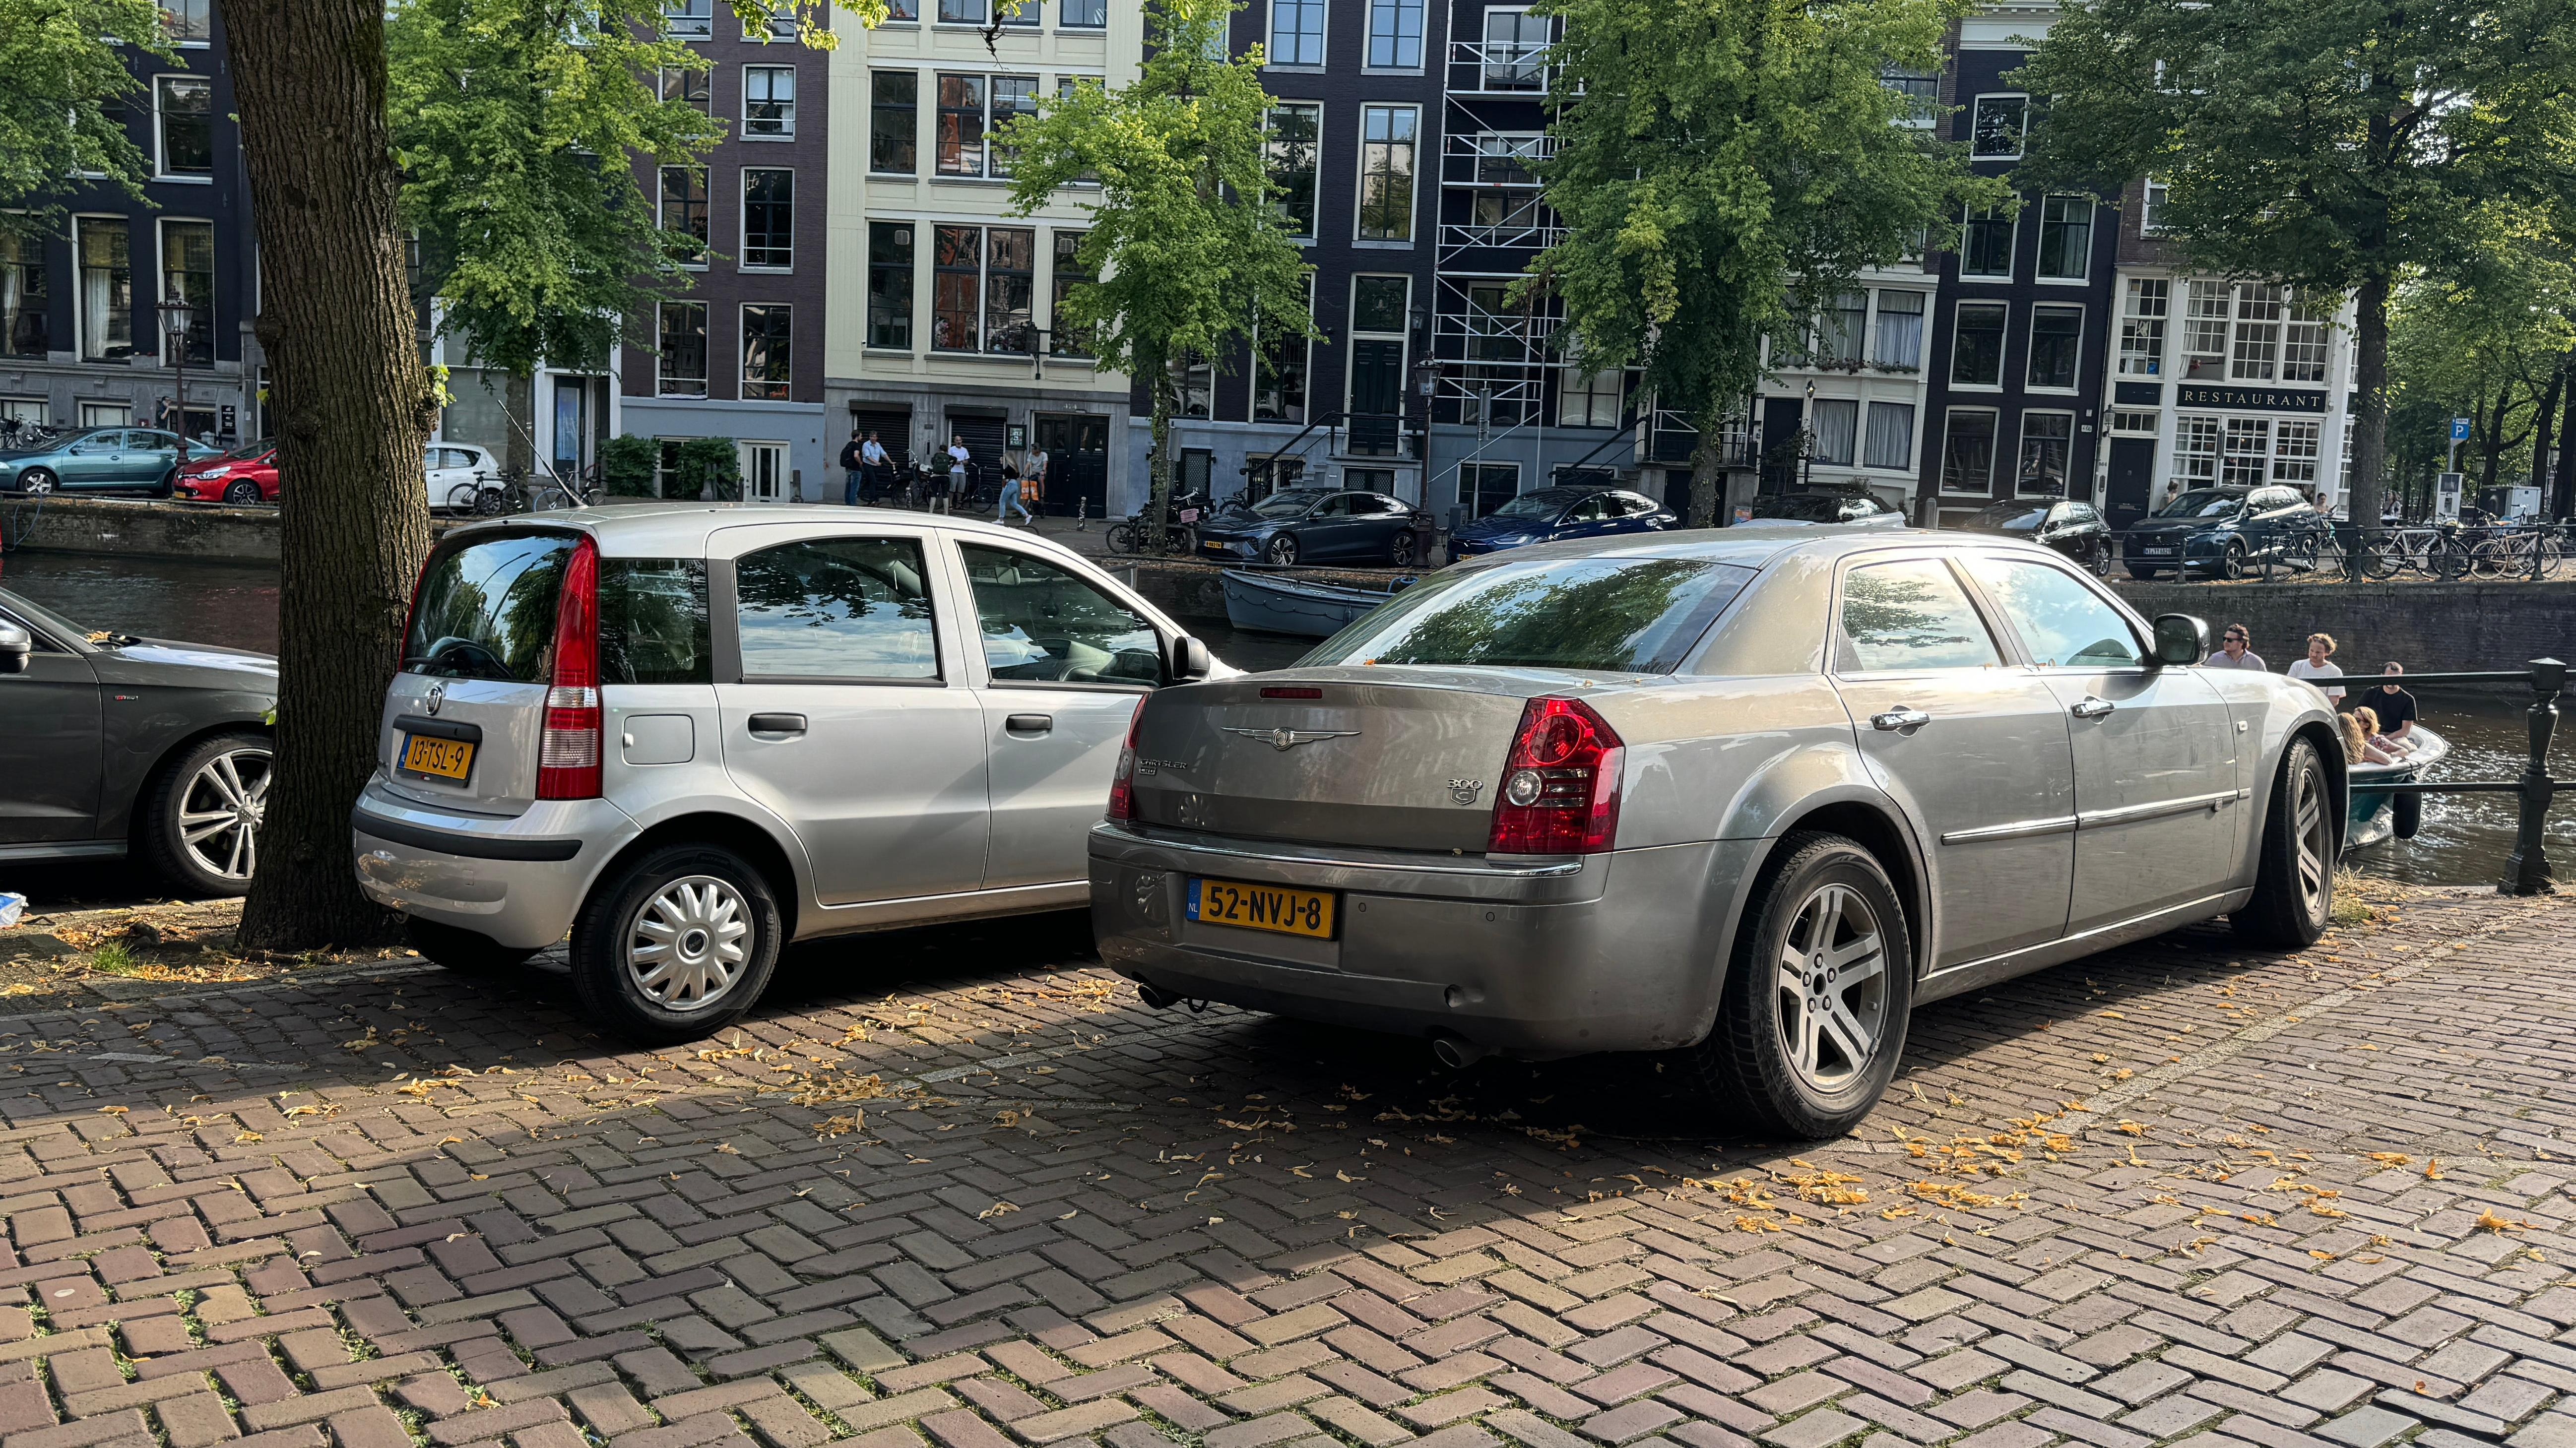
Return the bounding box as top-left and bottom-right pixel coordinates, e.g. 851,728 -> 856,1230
1685,404 -> 1727,528
505,372 -> 535,476
2556,364 -> 2576,518
1145,355 -> 1173,555
2348,273 -> 2391,531
2531,363 -> 2563,499
228,0 -> 437,948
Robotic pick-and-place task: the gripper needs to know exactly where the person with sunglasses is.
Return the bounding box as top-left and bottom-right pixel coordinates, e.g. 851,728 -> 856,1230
2205,624 -> 2266,670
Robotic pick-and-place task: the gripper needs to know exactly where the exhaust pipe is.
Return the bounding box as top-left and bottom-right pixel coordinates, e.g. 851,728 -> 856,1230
1430,1033 -> 1490,1070
1136,984 -> 1180,1010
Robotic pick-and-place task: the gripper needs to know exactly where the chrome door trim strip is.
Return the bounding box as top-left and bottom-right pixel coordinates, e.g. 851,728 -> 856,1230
2076,788 -> 2246,830
1915,887 -> 2248,1005
1938,815 -> 2078,845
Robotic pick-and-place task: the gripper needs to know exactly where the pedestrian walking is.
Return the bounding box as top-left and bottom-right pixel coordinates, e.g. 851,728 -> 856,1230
944,435 -> 969,516
994,445 -> 1033,526
838,430 -> 865,506
2368,663 -> 2420,745
2285,632 -> 2345,700
1024,443 -> 1048,510
2204,623 -> 2266,670
859,431 -> 890,504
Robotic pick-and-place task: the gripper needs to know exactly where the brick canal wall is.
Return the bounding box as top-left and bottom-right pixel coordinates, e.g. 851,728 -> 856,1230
2113,577 -> 2576,677
0,495 -> 478,564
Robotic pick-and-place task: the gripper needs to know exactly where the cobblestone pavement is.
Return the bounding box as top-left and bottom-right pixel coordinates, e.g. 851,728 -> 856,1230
0,886 -> 2569,1448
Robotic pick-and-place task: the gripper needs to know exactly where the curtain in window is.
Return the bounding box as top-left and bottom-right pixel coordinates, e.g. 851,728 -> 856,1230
1864,402 -> 1914,470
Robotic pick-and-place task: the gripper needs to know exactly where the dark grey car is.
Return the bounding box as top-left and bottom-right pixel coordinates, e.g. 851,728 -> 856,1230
0,588 -> 277,893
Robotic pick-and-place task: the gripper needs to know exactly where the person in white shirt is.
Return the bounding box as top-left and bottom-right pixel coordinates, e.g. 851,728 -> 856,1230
2285,632 -> 2345,700
859,432 -> 890,504
944,437 -> 969,515
2204,624 -> 2266,670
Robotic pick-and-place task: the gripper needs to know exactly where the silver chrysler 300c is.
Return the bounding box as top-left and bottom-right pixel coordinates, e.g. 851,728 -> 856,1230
1089,530 -> 2345,1138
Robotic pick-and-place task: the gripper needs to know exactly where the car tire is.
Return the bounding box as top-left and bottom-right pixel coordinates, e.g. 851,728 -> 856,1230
570,842 -> 783,1044
2231,736 -> 2335,948
1390,530 -> 1417,567
223,480 -> 261,505
1266,534 -> 1299,566
139,731 -> 274,897
16,469 -> 57,496
150,471 -> 176,500
1683,831 -> 1914,1140
2220,540 -> 2250,580
2090,540 -> 2112,577
407,916 -> 540,975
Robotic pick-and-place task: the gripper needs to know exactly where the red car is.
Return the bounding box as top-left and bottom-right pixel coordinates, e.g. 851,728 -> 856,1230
175,441 -> 278,504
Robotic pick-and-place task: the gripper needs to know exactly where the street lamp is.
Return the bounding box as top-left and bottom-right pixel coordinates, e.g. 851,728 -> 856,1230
156,290 -> 193,442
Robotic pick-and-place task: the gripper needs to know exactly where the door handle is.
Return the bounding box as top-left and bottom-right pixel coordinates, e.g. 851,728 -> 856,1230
1005,712 -> 1054,734
746,712 -> 806,735
1870,708 -> 1931,733
2071,696 -> 2115,720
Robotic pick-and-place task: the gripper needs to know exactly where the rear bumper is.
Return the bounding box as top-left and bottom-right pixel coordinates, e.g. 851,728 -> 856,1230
1087,822 -> 1750,1058
350,775 -> 638,950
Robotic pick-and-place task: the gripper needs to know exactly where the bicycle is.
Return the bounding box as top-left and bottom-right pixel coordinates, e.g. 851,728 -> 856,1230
2361,522 -> 2472,580
2468,525 -> 2564,579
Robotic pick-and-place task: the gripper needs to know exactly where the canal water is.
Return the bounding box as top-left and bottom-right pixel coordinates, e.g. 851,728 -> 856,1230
5,552 -> 2564,889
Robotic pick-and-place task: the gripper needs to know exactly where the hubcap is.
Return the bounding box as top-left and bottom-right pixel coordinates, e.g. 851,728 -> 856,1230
2292,758 -> 2330,919
1771,883 -> 1888,1092
177,747 -> 273,881
625,875 -> 752,1012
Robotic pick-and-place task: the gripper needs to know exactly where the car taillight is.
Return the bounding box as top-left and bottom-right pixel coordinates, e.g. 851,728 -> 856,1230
1105,703 -> 1146,822
536,536 -> 602,800
1488,696 -> 1623,856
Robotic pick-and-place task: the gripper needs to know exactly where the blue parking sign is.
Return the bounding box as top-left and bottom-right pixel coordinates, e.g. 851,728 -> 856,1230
2452,417 -> 2474,441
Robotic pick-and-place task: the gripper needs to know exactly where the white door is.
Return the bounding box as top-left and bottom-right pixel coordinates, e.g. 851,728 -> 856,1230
739,441 -> 788,502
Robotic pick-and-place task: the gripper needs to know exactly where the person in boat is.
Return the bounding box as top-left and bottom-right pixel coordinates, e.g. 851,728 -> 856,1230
2343,709 -> 2399,765
2286,632 -> 2345,701
2368,663 -> 2420,746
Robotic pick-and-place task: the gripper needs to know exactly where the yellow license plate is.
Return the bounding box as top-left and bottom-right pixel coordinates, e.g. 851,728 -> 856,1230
1187,877 -> 1336,939
401,734 -> 476,780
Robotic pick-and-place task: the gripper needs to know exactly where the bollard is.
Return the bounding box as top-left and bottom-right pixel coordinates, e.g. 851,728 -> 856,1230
2501,657 -> 2565,896
1075,498 -> 1088,532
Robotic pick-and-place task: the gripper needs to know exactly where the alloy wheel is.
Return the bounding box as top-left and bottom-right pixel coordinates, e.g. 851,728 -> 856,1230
2291,757 -> 2331,920
19,472 -> 55,495
624,875 -> 753,1012
177,746 -> 273,882
1770,882 -> 1889,1092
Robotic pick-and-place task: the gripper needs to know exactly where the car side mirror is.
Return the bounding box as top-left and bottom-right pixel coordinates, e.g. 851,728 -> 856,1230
1164,633 -> 1211,684
0,625 -> 30,676
2151,614 -> 2207,668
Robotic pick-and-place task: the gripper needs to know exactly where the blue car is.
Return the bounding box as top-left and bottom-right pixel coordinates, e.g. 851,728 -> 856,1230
0,428 -> 223,497
1449,486 -> 1678,556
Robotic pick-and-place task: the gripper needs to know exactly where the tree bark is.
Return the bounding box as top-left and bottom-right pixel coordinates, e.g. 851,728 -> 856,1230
2348,273 -> 2391,531
2556,362 -> 2576,518
2530,363 -> 2563,499
1145,353 -> 1173,554
2477,382 -> 2507,494
227,0 -> 437,948
1685,429 -> 1723,528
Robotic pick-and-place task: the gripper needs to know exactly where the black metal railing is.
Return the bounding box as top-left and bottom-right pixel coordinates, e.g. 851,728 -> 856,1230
2117,521 -> 2575,585
2359,658 -> 2564,896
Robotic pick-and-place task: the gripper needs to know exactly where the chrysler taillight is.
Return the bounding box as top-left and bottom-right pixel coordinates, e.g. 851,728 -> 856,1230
1105,703 -> 1146,821
536,536 -> 601,800
1487,696 -> 1623,855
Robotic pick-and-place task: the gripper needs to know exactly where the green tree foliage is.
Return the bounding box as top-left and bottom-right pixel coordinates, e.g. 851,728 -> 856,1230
1000,0 -> 1314,541
672,436 -> 740,499
387,0 -> 727,378
0,0 -> 173,229
599,433 -> 661,496
2013,0 -> 2576,531
1531,0 -> 1993,524
2386,246 -> 2575,511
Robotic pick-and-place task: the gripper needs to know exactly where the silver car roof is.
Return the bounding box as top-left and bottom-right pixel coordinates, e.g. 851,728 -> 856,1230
439,502 -> 1068,560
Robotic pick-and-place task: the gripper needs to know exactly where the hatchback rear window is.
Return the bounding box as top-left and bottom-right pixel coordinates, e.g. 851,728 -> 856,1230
1301,556 -> 1757,675
404,533 -> 576,682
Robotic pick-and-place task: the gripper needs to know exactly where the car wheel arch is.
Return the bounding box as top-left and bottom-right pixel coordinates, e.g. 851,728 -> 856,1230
589,811 -> 804,945
1754,799 -> 1930,980
2243,717 -> 2348,868
118,718 -> 275,845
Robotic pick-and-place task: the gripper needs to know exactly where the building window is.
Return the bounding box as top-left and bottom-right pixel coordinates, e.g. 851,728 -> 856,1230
1941,409 -> 1998,494
1365,0 -> 1423,67
744,66 -> 795,139
872,72 -> 917,174
1881,63 -> 1937,120
0,233 -> 46,359
165,0 -> 210,42
2182,279 -> 2229,378
740,305 -> 790,400
934,75 -> 1040,179
2019,412 -> 2073,493
743,1 -> 796,38
2230,282 -> 2282,381
2140,177 -> 2170,235
1812,292 -> 1866,366
1356,105 -> 1417,242
1951,301 -> 2006,387
2283,290 -> 2331,383
2118,278 -> 2167,376
662,67 -> 710,115
1960,206 -> 2013,279
2027,305 -> 2082,390
1266,104 -> 1320,240
159,219 -> 213,365
989,76 -> 1037,178
996,0 -> 1035,26
1173,354 -> 1213,419
1051,229 -> 1093,357
1481,8 -> 1549,89
1864,401 -> 1914,470
156,76 -> 212,177
76,217 -> 131,362
1558,370 -> 1620,428
2222,417 -> 2270,485
1461,461 -> 1520,517
1969,94 -> 2026,159
2035,196 -> 2090,280
882,0 -> 917,17
660,166 -> 708,264
2274,419 -> 2320,483
657,302 -> 707,397
867,221 -> 913,350
1810,398 -> 1858,465
665,0 -> 710,35
938,0 -> 983,21
1871,290 -> 1924,369
1059,0 -> 1104,26
930,225 -> 1034,353
741,169 -> 793,269
1270,0 -> 1325,65
2176,415 -> 2220,480
2110,410 -> 2157,433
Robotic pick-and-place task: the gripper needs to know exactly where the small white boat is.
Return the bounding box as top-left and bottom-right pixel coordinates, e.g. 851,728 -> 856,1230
1221,568 -> 1412,638
2344,723 -> 2450,850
